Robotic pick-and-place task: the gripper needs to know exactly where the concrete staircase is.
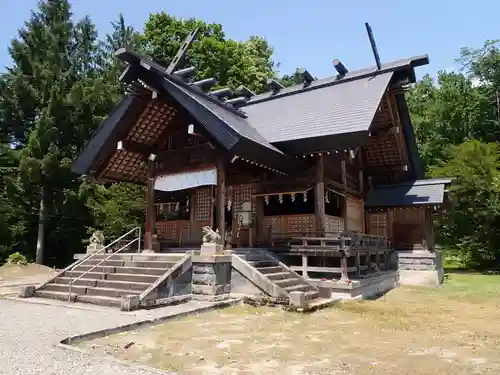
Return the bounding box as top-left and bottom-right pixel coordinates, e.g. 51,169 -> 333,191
232,249 -> 320,304
35,253 -> 185,308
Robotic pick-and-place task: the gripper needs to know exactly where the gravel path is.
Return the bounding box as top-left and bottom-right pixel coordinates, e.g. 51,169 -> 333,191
0,298 -> 215,375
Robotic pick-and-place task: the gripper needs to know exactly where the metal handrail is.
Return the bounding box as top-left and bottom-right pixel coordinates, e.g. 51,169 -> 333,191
67,227 -> 141,302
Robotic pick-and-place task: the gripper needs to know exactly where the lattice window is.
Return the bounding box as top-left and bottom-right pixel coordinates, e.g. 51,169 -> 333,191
195,187 -> 212,222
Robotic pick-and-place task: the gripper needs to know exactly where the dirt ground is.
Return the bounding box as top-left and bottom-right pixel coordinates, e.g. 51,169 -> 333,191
81,273 -> 500,375
0,263 -> 56,296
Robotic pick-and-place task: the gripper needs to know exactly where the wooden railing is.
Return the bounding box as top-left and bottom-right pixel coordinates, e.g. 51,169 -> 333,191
279,231 -> 392,281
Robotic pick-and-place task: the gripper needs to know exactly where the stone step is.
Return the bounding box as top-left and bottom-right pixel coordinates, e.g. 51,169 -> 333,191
72,265 -> 116,273
45,283 -> 87,294
55,277 -> 150,291
63,271 -> 104,280
284,284 -> 311,293
239,254 -> 269,262
247,260 -> 278,267
113,266 -> 166,276
106,273 -> 158,283
304,290 -> 320,301
35,290 -> 78,301
274,278 -> 302,288
96,279 -> 150,291
55,277 -> 98,287
84,259 -> 176,269
44,283 -> 141,298
256,266 -> 283,275
123,260 -> 175,269
76,294 -> 121,307
86,286 -> 140,298
83,259 -> 125,267
265,271 -> 291,281
90,254 -> 184,262
72,265 -> 166,276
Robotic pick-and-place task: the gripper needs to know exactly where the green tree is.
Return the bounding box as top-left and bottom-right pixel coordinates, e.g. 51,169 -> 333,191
430,141 -> 500,268
0,0 -> 117,265
142,13 -> 277,94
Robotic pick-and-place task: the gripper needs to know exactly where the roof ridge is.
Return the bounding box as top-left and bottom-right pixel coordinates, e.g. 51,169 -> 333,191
243,54 -> 429,107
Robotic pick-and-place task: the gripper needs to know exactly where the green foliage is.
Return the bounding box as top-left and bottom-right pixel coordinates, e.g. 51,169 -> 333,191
429,141 -> 500,268
406,39 -> 500,269
7,252 -> 28,265
142,13 -> 277,93
79,181 -> 145,238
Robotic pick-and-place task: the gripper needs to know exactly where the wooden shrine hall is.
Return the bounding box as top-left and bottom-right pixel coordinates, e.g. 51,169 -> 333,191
72,27 -> 451,265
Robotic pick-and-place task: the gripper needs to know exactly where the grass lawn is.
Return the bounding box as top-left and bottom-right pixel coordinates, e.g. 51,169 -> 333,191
81,273 -> 500,375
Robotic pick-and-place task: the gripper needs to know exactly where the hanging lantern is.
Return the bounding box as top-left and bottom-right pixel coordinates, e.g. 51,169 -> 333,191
302,192 -> 307,202
278,194 -> 283,204
175,201 -> 180,212
186,197 -> 190,212
325,191 -> 330,204
264,195 -> 270,205
290,192 -> 296,202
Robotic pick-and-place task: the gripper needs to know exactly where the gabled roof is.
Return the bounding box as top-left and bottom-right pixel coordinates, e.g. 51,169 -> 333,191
242,72 -> 393,144
365,178 -> 452,207
72,48 -> 429,181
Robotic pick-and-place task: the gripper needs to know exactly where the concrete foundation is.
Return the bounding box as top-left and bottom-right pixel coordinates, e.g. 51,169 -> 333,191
396,250 -> 444,286
309,271 -> 398,300
191,253 -> 232,301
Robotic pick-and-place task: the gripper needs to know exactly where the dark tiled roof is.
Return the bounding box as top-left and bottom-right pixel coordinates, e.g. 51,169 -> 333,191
245,55 -> 428,105
365,178 -> 452,207
163,77 -> 284,154
72,94 -> 143,176
242,72 -> 393,143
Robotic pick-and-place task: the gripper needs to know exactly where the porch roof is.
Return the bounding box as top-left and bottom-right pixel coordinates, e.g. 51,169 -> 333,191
364,178 -> 452,207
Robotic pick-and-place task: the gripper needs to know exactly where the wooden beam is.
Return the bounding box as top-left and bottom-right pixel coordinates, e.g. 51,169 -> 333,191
315,154 -> 326,233
341,160 -> 348,231
117,140 -> 152,157
215,155 -> 226,244
144,160 -> 156,251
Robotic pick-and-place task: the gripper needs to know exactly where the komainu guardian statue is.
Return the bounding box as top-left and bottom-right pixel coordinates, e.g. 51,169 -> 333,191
86,230 -> 105,255
202,226 -> 221,244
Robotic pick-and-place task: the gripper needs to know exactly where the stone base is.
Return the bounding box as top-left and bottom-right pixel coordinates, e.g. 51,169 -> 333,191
19,285 -> 35,298
200,243 -> 224,254
120,295 -> 140,311
396,250 -> 444,286
86,243 -> 104,255
398,269 -> 444,286
310,271 -> 398,300
191,253 -> 231,300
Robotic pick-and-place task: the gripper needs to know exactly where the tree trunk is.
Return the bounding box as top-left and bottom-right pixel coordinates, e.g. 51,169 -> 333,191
35,186 -> 46,265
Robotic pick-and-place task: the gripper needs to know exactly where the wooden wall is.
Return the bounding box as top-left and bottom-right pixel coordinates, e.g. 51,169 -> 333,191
366,207 -> 431,250
345,196 -> 364,232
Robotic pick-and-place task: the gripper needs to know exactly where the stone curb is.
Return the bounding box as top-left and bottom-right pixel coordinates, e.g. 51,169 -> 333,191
56,342 -> 177,375
59,298 -> 242,345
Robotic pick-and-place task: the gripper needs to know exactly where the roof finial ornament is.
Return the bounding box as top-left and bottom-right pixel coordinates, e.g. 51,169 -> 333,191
267,79 -> 284,94
166,28 -> 199,74
365,22 -> 382,70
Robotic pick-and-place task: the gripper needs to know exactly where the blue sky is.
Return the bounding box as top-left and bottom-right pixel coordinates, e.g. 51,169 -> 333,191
0,0 -> 499,80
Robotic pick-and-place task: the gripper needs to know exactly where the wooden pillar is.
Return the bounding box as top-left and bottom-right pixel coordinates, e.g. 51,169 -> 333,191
315,154 -> 326,234
341,160 -> 348,231
255,196 -> 265,244
216,155 -> 226,245
144,159 -> 156,251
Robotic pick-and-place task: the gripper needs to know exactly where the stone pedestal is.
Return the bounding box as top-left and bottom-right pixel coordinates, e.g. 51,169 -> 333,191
192,253 -> 231,301
200,243 -> 224,255
396,250 -> 444,286
289,291 -> 306,308
86,243 -> 104,255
